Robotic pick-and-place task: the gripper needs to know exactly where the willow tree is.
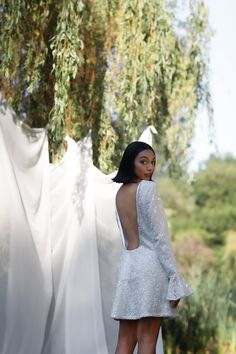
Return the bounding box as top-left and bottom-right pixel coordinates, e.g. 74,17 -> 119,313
0,0 -> 211,173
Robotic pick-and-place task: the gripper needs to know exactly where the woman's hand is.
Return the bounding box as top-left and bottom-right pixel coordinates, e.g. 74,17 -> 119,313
170,299 -> 180,308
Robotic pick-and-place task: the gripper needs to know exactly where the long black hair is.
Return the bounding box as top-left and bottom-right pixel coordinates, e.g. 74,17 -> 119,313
112,141 -> 155,183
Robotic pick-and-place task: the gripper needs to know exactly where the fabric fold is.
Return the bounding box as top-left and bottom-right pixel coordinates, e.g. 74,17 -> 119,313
0,96 -> 164,354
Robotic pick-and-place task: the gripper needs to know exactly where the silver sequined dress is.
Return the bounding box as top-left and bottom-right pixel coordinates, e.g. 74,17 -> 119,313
111,180 -> 192,320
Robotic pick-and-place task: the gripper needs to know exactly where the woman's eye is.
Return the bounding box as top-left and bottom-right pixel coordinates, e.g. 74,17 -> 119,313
140,160 -> 146,164
152,161 -> 156,165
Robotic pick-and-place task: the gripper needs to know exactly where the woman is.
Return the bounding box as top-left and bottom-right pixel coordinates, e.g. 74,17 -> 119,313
111,141 -> 192,354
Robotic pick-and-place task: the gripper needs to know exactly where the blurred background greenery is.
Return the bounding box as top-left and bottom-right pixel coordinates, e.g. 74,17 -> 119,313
0,0 -> 235,352
160,156 -> 236,354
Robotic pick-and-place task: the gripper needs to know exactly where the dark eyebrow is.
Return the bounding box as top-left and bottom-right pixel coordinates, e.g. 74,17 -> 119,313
138,155 -> 156,161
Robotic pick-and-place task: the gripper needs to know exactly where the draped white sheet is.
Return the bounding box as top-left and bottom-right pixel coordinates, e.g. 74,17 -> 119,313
0,101 -> 52,354
0,95 -> 163,354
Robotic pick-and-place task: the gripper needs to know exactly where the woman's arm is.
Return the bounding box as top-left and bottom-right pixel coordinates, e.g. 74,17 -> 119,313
144,182 -> 192,301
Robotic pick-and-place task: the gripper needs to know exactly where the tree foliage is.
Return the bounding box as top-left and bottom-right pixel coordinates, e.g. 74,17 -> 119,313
163,267 -> 236,354
0,0 -> 211,171
192,156 -> 236,244
159,156 -> 236,245
159,156 -> 236,353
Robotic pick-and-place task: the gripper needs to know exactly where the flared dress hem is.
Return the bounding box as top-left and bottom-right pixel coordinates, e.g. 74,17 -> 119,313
111,311 -> 179,321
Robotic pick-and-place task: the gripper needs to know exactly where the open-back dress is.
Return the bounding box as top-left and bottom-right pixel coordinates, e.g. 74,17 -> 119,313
111,180 -> 192,320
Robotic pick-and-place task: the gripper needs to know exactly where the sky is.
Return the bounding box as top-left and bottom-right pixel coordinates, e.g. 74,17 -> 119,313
190,0 -> 236,170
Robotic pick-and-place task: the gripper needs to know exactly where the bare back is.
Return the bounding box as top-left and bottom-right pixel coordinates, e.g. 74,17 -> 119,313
116,183 -> 140,250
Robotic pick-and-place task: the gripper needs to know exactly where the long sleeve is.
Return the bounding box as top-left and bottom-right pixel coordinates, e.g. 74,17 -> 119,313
143,182 -> 192,300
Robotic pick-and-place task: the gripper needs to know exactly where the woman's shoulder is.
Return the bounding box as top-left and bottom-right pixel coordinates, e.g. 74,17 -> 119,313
116,183 -> 138,204
138,180 -> 160,200
139,180 -> 158,192
116,182 -> 138,195
116,181 -> 159,201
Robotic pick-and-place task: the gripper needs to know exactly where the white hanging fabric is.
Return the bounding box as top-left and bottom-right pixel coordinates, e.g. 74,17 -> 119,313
0,95 -> 163,354
0,100 -> 52,354
42,136 -> 109,354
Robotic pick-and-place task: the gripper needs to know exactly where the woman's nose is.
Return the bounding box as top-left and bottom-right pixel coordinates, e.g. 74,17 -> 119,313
147,164 -> 154,171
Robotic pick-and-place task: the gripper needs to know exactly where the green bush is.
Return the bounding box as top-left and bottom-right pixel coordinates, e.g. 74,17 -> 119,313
162,266 -> 236,354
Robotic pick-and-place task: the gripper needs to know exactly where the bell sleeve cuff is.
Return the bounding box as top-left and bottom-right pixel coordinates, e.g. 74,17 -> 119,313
167,274 -> 193,300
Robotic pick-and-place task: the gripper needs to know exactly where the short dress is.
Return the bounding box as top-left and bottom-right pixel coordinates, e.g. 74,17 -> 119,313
111,180 -> 192,320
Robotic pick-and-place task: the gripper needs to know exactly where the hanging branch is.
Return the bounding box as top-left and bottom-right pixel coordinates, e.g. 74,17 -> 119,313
0,0 -> 212,173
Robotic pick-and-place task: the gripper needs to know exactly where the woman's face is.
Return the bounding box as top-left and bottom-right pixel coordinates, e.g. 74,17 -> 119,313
133,149 -> 156,182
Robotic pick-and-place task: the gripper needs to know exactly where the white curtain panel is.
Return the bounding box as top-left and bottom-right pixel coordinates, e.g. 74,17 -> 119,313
0,95 -> 163,354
